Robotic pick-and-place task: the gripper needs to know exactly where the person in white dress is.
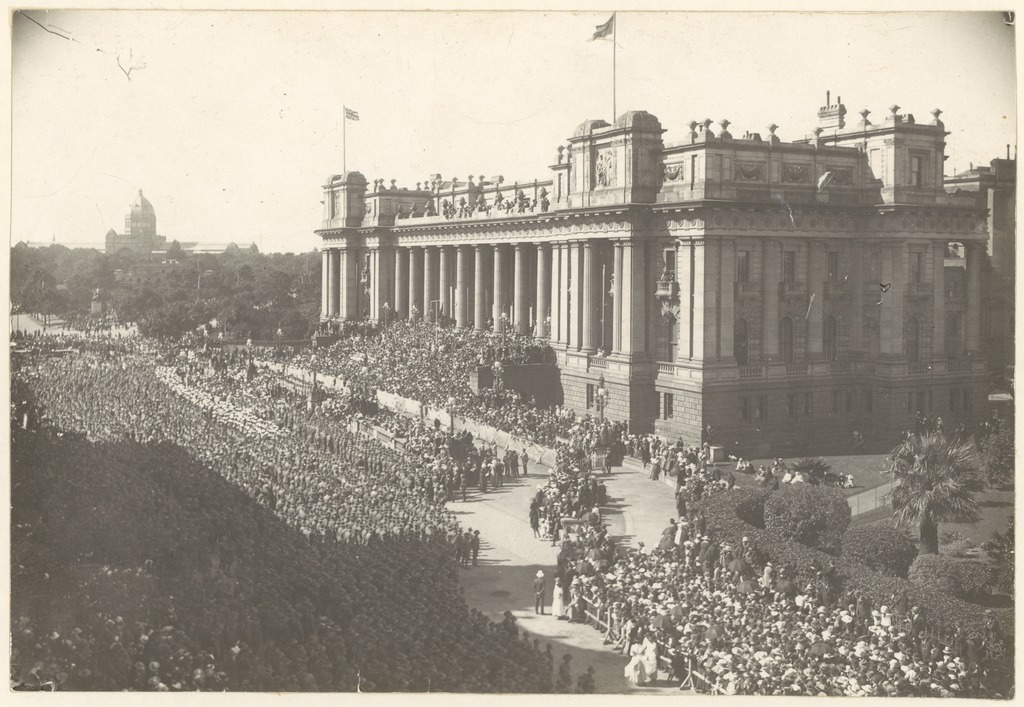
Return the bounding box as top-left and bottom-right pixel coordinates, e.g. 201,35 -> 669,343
551,577 -> 566,620
640,632 -> 659,684
624,642 -> 647,685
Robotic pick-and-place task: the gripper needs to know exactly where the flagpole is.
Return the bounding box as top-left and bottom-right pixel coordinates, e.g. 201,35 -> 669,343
612,16 -> 617,121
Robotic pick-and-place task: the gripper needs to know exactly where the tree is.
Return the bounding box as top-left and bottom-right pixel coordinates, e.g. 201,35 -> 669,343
763,484 -> 850,554
983,517 -> 1014,594
977,416 -> 1014,488
882,432 -> 981,555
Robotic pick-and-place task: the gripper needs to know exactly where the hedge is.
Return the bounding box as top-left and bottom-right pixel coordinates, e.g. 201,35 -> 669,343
840,522 -> 918,578
764,484 -> 850,554
908,554 -> 990,599
693,489 -> 1013,644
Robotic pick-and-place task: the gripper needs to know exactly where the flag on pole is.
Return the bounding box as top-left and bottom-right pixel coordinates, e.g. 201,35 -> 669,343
344,107 -> 360,121
592,13 -> 615,40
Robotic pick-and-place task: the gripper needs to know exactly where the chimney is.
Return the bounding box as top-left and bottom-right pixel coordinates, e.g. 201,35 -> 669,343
817,90 -> 847,131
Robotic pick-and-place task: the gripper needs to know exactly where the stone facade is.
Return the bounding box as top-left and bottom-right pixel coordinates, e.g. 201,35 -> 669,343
316,102 -> 989,455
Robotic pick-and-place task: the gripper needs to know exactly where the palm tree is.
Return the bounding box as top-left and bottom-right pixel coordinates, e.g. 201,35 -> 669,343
882,432 -> 981,554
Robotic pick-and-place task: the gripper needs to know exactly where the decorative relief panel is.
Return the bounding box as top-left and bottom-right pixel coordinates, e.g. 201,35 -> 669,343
595,148 -> 617,187
735,161 -> 765,181
782,164 -> 810,183
663,163 -> 684,181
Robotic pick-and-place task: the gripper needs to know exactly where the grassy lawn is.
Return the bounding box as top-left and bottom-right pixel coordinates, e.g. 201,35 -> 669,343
730,453 -> 890,496
851,484 -> 1013,547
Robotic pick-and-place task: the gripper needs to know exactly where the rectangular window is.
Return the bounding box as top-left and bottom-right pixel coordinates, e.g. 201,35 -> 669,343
865,389 -> 873,413
832,390 -> 842,415
664,393 -> 674,420
927,390 -> 933,412
803,392 -> 812,417
741,396 -> 751,422
787,393 -> 798,420
783,251 -> 797,283
846,389 -> 854,413
664,249 -> 676,278
757,395 -> 769,422
907,392 -> 914,413
963,389 -> 973,415
912,251 -> 925,284
586,384 -> 595,410
911,155 -> 923,187
950,388 -> 961,412
916,391 -> 927,415
737,250 -> 751,283
827,251 -> 839,282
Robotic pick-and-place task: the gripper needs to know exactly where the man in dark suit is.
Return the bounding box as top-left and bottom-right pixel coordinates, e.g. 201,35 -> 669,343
470,530 -> 480,566
534,571 -> 547,614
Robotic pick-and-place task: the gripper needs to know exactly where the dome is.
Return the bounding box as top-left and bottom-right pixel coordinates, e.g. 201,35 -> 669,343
573,119 -> 611,137
130,189 -> 155,219
106,228 -> 117,237
614,110 -> 662,131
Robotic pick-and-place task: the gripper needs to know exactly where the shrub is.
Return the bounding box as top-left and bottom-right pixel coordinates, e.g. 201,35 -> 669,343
693,489 -> 1012,646
908,554 -> 989,599
790,457 -> 831,484
763,484 -> 850,554
840,522 -> 918,578
977,416 -> 1014,487
984,518 -> 1014,594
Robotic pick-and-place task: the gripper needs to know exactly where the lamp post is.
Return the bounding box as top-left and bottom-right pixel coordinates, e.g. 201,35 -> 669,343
596,374 -> 608,423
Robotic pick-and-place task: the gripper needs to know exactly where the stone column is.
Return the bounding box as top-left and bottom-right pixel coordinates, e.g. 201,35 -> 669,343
368,249 -> 379,320
328,248 -> 340,317
423,247 -> 437,321
763,240 -> 780,360
691,240 -> 706,361
568,242 -> 583,350
513,244 -> 529,334
409,247 -> 423,320
394,248 -> 408,319
932,240 -> 945,360
719,239 -> 735,362
849,240 -> 864,353
456,246 -> 470,328
702,238 -> 719,359
474,245 -> 487,331
879,241 -> 905,355
613,242 -> 624,352
965,242 -> 982,353
536,243 -> 550,338
439,247 -> 453,321
493,245 -> 507,332
551,244 -> 565,344
580,241 -> 595,351
339,249 -> 350,319
676,239 -> 692,361
560,243 -> 572,346
806,240 -> 825,356
321,249 -> 330,317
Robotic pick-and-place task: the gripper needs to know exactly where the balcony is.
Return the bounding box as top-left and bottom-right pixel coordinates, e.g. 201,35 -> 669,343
947,359 -> 971,373
908,362 -> 932,375
785,363 -> 809,376
824,280 -> 849,298
587,355 -> 608,370
655,276 -> 678,301
905,282 -> 933,298
829,361 -> 852,374
778,281 -> 807,298
735,281 -> 760,297
657,362 -> 676,375
739,366 -> 764,379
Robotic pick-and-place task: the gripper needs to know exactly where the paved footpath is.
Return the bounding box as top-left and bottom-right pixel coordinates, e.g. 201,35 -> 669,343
451,459 -> 687,694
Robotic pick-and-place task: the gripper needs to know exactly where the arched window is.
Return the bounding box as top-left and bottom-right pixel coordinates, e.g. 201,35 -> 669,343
666,315 -> 677,362
823,316 -> 838,361
734,318 -> 749,366
907,316 -> 922,363
779,316 -> 795,364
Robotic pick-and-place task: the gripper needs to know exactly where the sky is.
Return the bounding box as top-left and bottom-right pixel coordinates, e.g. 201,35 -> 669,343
11,10 -> 1017,254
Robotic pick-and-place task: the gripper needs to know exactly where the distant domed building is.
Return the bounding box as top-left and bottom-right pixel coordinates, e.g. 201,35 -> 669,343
104,190 -> 167,253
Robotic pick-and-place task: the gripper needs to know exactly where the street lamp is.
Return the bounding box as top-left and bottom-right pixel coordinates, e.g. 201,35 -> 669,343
596,374 -> 608,422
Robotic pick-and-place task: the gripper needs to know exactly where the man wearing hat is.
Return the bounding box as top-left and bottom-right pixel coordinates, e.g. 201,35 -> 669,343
533,571 -> 547,615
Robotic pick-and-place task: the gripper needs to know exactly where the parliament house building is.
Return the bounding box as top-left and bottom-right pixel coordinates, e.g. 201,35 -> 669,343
316,98 -> 989,453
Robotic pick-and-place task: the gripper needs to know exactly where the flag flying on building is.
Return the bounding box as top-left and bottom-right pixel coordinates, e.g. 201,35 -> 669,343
592,13 -> 615,40
344,107 -> 360,121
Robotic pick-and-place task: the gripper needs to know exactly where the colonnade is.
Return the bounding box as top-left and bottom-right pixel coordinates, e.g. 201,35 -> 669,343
320,239 -> 648,357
